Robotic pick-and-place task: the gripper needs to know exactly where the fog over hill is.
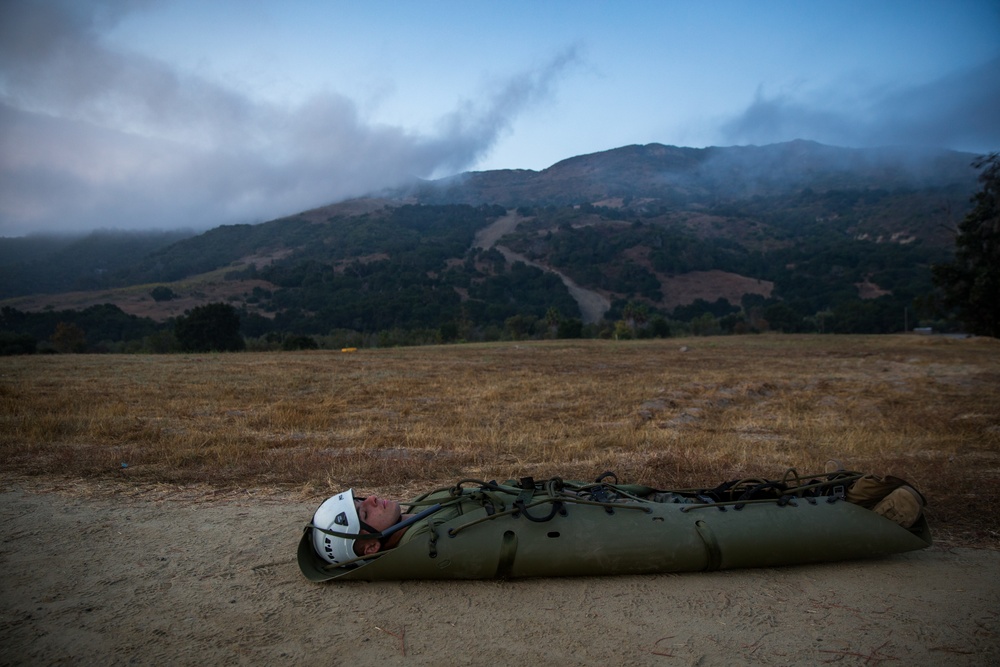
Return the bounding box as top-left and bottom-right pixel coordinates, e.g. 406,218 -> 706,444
4,1 -> 996,239
397,140 -> 979,208
0,140 -> 985,348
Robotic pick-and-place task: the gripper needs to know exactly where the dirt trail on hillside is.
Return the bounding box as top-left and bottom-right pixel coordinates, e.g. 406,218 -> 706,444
2,484 -> 997,666
473,209 -> 525,250
495,246 -> 610,324
474,211 -> 610,323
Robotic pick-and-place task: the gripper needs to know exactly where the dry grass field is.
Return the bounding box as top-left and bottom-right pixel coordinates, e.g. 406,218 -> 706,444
2,334 -> 998,547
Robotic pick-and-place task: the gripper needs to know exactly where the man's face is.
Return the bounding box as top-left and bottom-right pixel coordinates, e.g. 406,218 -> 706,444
355,495 -> 402,532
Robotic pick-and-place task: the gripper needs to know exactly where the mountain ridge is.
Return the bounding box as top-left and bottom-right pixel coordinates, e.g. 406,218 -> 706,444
0,140 -> 983,345
394,140 -> 977,208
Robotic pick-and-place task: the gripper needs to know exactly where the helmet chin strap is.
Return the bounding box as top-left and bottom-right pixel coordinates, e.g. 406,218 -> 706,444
310,503 -> 443,542
357,517 -> 381,536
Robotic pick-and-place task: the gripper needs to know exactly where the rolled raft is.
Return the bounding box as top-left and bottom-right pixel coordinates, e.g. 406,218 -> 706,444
297,470 -> 932,582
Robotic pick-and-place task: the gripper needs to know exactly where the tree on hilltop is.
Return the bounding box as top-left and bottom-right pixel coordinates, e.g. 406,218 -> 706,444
933,154 -> 1000,337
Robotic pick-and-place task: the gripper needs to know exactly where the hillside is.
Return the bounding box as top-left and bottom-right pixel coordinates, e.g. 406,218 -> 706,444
401,140 -> 975,211
0,140 -> 982,347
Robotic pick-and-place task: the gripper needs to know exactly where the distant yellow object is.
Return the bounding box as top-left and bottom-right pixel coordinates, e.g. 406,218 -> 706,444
341,347 -> 357,353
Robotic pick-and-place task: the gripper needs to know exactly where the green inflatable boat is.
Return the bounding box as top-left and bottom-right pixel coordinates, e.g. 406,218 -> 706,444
297,468 -> 931,582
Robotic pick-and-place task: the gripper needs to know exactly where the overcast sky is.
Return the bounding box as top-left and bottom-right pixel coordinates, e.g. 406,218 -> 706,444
1,0 -> 998,236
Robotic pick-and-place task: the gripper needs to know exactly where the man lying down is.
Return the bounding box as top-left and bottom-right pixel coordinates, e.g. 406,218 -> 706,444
297,468 -> 929,582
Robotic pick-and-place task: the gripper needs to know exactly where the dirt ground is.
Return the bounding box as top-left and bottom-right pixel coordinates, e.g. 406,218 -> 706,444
1,482 -> 997,667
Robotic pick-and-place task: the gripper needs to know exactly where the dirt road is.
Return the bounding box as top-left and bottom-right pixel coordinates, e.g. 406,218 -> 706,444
2,484 -> 996,666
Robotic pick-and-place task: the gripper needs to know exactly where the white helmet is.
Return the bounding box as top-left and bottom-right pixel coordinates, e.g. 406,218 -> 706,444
311,489 -> 361,564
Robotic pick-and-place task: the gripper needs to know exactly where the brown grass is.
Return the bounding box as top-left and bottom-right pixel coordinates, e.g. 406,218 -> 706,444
2,334 -> 998,547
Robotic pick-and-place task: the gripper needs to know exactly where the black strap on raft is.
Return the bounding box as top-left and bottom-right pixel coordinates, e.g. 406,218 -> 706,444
382,504 -> 443,538
588,472 -> 619,511
775,495 -> 798,507
703,478 -> 743,502
733,481 -> 787,510
514,477 -> 536,511
697,494 -> 726,511
594,471 -> 618,485
513,498 -> 566,522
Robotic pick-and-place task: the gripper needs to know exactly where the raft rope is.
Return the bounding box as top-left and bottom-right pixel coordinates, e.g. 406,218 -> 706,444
309,469 -> 869,569
679,470 -> 867,512
445,495 -> 652,538
429,470 -> 868,534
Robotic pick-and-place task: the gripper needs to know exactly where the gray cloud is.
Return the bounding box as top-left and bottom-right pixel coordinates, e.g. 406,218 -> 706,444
0,1 -> 579,235
721,56 -> 1000,154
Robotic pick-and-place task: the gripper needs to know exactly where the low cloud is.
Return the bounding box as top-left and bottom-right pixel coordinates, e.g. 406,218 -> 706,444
721,56 -> 1000,154
0,1 -> 579,235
